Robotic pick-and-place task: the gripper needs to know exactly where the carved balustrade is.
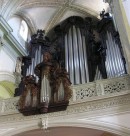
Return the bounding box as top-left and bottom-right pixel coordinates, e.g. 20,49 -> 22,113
0,75 -> 130,115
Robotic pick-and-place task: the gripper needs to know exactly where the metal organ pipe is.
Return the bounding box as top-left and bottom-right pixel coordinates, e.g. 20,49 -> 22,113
82,36 -> 89,83
113,36 -> 121,76
108,32 -> 117,77
114,40 -> 125,75
105,31 -> 126,78
106,32 -> 115,77
106,40 -> 113,78
111,36 -> 119,76
72,26 -> 80,84
65,34 -> 69,72
67,27 -> 74,84
38,46 -> 41,63
77,27 -> 85,84
64,25 -> 90,85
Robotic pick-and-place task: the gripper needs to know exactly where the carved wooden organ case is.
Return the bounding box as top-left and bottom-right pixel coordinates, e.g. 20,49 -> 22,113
17,30 -> 72,115
16,13 -> 127,115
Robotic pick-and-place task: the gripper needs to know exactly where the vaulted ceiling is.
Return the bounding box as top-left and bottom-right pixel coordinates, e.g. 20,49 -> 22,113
0,0 -> 109,33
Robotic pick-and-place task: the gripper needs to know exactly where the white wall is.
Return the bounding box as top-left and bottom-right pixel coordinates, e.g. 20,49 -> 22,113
8,17 -> 26,48
122,0 -> 130,25
0,49 -> 15,73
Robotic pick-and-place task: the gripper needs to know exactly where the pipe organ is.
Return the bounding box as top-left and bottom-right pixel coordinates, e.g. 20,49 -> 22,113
15,13 -> 127,115
97,13 -> 127,79
52,15 -> 127,84
64,26 -> 89,85
105,32 -> 126,78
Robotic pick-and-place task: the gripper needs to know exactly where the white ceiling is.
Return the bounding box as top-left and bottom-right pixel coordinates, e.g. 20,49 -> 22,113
10,0 -> 109,33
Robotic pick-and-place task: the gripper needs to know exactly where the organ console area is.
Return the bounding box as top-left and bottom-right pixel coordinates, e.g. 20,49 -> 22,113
16,11 -> 127,115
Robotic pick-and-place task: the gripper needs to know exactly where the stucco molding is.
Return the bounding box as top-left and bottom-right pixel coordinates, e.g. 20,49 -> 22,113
0,90 -> 130,121
0,16 -> 27,56
0,71 -> 15,83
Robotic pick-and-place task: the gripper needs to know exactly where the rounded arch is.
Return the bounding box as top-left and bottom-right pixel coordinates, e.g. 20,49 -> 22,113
8,13 -> 36,36
13,11 -> 37,34
4,119 -> 129,136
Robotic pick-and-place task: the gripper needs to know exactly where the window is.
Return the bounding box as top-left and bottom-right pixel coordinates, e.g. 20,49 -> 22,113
19,20 -> 28,41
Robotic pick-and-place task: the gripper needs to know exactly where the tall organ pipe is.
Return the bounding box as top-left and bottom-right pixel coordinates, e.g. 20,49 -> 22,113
105,31 -> 126,78
65,34 -> 69,72
107,32 -> 116,77
108,32 -> 117,77
106,40 -> 113,78
72,26 -> 80,84
105,40 -> 111,77
82,36 -> 89,83
68,27 -> 74,84
77,28 -> 86,84
64,26 -> 90,84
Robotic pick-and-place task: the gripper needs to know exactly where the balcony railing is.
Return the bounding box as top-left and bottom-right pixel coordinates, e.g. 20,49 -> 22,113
0,75 -> 130,116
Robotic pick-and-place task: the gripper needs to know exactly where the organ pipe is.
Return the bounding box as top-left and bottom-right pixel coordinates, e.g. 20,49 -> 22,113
68,28 -> 74,84
82,36 -> 89,83
65,34 -> 69,72
65,25 -> 90,84
77,27 -> 85,84
72,26 -> 80,84
105,31 -> 126,78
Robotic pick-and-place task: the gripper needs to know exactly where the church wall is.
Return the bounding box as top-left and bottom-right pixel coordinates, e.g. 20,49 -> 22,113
0,15 -> 27,98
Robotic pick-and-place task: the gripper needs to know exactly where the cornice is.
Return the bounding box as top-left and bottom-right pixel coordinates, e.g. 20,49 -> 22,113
0,15 -> 13,34
0,16 -> 27,56
17,2 -> 63,10
0,92 -> 130,123
19,0 -> 66,7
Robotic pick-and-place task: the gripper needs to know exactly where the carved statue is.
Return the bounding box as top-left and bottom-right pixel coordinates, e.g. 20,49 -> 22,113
19,75 -> 39,109
91,41 -> 107,80
50,62 -> 72,103
15,57 -> 22,74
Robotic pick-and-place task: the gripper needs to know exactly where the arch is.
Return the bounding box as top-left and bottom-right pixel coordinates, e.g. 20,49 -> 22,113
4,120 -> 129,136
14,11 -> 37,34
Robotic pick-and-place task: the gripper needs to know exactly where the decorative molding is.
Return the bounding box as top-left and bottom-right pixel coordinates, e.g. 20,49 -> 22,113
0,16 -> 27,56
0,93 -> 130,123
0,71 -> 15,83
0,75 -> 130,119
0,15 -> 13,33
14,11 -> 37,34
18,0 -> 66,8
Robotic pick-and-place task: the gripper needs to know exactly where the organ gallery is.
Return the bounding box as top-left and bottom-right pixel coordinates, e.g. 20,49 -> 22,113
15,11 -> 127,115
